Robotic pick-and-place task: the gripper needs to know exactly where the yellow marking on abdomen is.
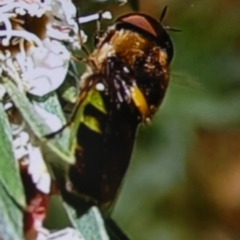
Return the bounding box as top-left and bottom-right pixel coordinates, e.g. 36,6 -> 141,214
130,86 -> 149,119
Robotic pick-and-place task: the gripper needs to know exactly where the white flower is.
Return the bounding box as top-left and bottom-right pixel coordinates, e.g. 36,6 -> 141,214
10,122 -> 52,194
27,145 -> 51,194
45,0 -> 81,49
22,39 -> 70,96
9,119 -> 51,195
0,0 -> 83,95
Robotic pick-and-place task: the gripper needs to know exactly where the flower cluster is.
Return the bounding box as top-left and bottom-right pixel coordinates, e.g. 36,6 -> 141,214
0,1 -> 114,239
0,0 -> 85,96
0,0 -> 85,239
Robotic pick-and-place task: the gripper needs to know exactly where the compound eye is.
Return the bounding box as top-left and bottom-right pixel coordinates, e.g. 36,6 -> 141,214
116,14 -> 159,38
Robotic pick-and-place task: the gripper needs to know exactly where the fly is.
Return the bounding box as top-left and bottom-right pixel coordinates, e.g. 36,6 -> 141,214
49,6 -> 175,213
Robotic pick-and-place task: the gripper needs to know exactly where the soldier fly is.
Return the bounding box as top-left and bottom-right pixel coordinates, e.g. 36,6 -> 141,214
52,6 -> 174,212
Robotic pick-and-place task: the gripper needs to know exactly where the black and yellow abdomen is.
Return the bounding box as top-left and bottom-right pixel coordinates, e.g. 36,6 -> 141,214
70,78 -> 140,210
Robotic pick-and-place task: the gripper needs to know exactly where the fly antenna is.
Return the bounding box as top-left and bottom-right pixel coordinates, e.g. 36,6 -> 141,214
164,26 -> 182,32
159,6 -> 168,22
160,7 -> 182,33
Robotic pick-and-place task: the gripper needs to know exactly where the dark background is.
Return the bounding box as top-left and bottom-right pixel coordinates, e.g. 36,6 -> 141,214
76,1 -> 240,239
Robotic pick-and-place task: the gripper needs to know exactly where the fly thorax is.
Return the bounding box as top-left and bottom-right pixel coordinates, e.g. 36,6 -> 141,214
90,42 -> 115,68
109,30 -> 155,67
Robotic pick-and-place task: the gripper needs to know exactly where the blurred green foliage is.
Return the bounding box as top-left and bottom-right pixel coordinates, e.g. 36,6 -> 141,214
113,1 -> 240,240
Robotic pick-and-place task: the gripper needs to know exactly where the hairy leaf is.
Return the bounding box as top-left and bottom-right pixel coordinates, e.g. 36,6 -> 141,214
64,204 -> 110,240
0,182 -> 25,240
0,100 -> 25,208
3,78 -> 74,165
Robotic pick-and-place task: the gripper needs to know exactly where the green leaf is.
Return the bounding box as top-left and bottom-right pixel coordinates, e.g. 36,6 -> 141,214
32,92 -> 67,123
0,101 -> 25,239
64,204 -> 110,240
76,207 -> 109,240
0,100 -> 25,209
31,92 -> 72,155
3,78 -> 74,165
0,182 -> 24,240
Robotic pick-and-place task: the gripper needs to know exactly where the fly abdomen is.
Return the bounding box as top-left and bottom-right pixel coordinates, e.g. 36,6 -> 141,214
70,86 -> 140,210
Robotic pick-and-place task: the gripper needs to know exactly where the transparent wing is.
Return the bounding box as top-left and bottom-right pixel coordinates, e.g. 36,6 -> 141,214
170,72 -> 204,92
